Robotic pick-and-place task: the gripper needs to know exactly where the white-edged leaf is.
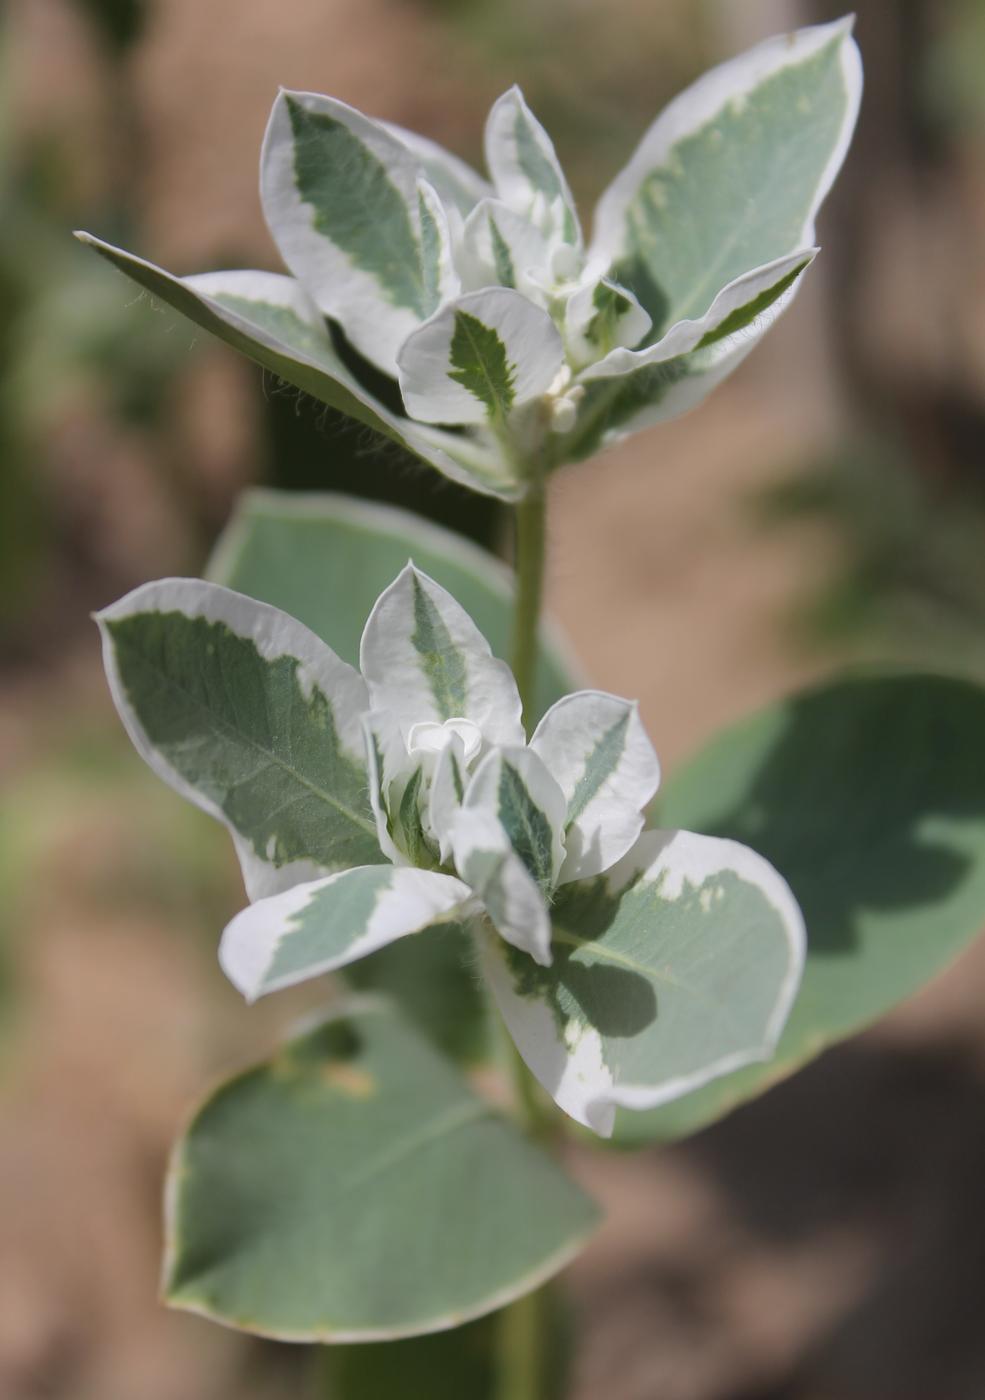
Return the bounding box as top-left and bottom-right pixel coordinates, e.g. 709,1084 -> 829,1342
564,273 -> 652,370
427,731 -> 469,863
219,865 -> 472,1000
459,198 -> 550,295
592,17 -> 861,338
530,690 -> 660,882
362,713 -> 406,866
382,121 -> 493,216
75,233 -> 522,501
360,564 -> 524,747
485,86 -> 581,249
579,247 -> 816,382
463,746 -> 566,894
452,808 -> 552,967
260,90 -> 459,374
397,287 -> 563,426
96,578 -> 381,901
482,828 -> 805,1136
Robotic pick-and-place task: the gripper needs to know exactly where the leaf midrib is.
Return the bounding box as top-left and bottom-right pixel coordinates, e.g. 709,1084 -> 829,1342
119,635 -> 378,841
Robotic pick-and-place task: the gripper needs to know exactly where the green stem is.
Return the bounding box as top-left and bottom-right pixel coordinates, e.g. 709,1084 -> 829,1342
511,483 -> 547,733
493,477 -> 555,1400
494,1283 -> 547,1400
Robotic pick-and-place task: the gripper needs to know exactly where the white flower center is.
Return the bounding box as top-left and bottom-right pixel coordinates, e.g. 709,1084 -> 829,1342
407,717 -> 483,763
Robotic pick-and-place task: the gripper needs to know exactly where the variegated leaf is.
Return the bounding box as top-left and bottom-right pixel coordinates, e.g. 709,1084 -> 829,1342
75,236 -> 522,501
463,747 -> 566,894
261,91 -> 458,374
397,287 -> 563,426
564,274 -> 652,370
482,829 -> 805,1136
459,197 -> 550,295
219,865 -> 471,1000
451,808 -> 552,967
360,564 -> 524,746
530,691 -> 660,882
96,579 -> 382,900
592,17 -> 861,340
580,247 -> 816,382
485,86 -> 581,250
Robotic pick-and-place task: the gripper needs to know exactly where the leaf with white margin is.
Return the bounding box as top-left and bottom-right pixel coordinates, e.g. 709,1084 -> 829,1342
360,563 -> 524,747
397,287 -> 563,427
382,121 -> 493,216
560,272 -> 800,462
530,691 -> 660,883
96,578 -> 383,901
427,732 -> 468,863
591,17 -> 861,340
459,198 -> 550,294
485,86 -> 581,249
163,997 -> 599,1339
564,274 -> 652,370
219,865 -> 472,1001
362,714 -> 405,866
261,91 -> 458,374
463,747 -> 566,894
75,235 -> 522,502
452,808 -> 552,967
481,828 -> 805,1136
580,248 -> 816,382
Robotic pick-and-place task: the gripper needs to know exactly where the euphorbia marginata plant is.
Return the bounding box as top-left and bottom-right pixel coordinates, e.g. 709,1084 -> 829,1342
76,14 -> 985,1390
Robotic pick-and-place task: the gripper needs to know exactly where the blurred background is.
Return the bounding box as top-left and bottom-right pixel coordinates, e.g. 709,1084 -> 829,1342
3,0 -> 985,1396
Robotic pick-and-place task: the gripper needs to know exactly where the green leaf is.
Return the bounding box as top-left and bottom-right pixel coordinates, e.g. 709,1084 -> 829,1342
448,311 -> 517,420
594,18 -> 861,338
97,578 -> 383,900
74,239 -> 520,501
616,673 -> 985,1143
163,997 -> 599,1339
285,96 -> 439,320
483,828 -> 804,1137
208,489 -> 578,723
208,490 -> 580,1060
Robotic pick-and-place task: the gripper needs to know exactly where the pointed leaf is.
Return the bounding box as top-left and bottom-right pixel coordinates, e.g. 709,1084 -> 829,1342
617,673 -> 985,1143
564,274 -> 652,369
261,91 -> 458,374
530,690 -> 661,882
452,809 -> 552,966
459,197 -> 549,293
593,18 -> 861,338
580,247 -> 816,382
164,998 -> 599,1339
397,287 -> 563,426
76,234 -> 520,501
360,563 -> 524,747
96,578 -> 382,901
482,828 -> 805,1136
464,747 -> 567,893
485,87 -> 581,248
219,866 -> 471,1000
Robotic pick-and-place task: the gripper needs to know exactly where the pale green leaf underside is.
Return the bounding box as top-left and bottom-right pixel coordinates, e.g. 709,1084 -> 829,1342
164,998 -> 599,1339
613,34 -> 851,338
617,673 -> 985,1143
103,607 -> 381,878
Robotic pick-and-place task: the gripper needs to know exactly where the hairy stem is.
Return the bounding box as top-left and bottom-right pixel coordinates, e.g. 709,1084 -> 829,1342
511,483 -> 547,733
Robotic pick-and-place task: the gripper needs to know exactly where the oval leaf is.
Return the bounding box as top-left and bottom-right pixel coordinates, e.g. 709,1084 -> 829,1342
617,673 -> 985,1143
163,997 -> 599,1339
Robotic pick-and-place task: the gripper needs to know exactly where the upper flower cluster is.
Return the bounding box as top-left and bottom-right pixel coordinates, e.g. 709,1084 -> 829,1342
98,563 -> 805,1137
79,18 -> 861,500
